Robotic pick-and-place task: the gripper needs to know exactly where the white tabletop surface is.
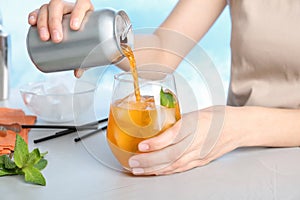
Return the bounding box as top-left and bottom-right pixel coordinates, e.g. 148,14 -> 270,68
1,89 -> 300,200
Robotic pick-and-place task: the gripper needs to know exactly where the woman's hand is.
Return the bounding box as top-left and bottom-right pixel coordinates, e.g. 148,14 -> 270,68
28,0 -> 93,77
28,0 -> 93,43
128,105 -> 300,175
128,106 -> 243,175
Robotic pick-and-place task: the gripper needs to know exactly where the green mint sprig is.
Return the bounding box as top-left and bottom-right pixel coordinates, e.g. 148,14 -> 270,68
160,87 -> 176,108
0,134 -> 48,186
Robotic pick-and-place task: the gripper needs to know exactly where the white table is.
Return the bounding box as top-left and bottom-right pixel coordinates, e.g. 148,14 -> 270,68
1,89 -> 300,200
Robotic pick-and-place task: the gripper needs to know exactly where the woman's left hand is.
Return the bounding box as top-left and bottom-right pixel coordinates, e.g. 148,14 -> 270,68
128,106 -> 243,175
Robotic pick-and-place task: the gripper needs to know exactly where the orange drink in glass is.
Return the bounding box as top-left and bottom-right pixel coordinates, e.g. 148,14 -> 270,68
106,71 -> 181,170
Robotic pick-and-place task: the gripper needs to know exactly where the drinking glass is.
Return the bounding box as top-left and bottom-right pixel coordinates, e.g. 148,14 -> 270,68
106,71 -> 181,170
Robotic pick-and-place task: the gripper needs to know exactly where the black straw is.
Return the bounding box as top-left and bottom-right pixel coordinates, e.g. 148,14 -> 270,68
22,124 -> 95,130
33,129 -> 76,144
32,118 -> 108,143
74,125 -> 107,142
22,118 -> 108,130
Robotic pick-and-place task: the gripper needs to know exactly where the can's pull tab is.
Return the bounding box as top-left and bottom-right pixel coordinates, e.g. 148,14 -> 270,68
120,24 -> 132,44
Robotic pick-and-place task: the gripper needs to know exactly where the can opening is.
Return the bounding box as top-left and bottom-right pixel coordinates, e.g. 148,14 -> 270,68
114,10 -> 134,57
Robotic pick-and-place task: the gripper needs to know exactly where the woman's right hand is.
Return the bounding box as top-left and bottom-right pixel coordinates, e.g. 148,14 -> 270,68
28,0 -> 94,77
28,0 -> 94,43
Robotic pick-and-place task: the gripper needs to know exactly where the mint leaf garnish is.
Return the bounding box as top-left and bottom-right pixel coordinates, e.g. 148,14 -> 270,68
34,158 -> 48,171
22,166 -> 46,186
27,148 -> 41,166
0,168 -> 18,176
160,88 -> 176,108
3,155 -> 17,169
14,134 -> 29,168
0,134 -> 48,186
0,155 -> 4,165
0,155 -> 17,176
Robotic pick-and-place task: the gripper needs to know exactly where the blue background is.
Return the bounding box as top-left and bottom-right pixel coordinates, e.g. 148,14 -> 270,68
0,0 -> 231,93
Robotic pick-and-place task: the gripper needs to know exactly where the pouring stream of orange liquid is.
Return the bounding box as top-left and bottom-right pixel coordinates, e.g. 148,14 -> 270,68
121,44 -> 141,102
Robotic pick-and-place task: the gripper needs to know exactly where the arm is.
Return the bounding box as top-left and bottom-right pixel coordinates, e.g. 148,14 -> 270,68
236,106 -> 300,147
28,0 -> 226,73
118,0 -> 227,71
128,106 -> 300,175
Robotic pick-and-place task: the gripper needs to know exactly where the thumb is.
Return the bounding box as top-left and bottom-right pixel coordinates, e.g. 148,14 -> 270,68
138,111 -> 200,152
138,119 -> 182,152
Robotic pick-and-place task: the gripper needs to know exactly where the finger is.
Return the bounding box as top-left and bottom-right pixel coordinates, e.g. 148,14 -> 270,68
156,150 -> 207,175
63,1 -> 76,14
129,133 -> 195,170
161,133 -> 234,175
74,68 -> 85,78
159,130 -> 238,175
138,111 -> 200,152
137,120 -> 182,152
70,0 -> 94,30
162,138 -> 238,175
131,163 -> 170,176
28,9 -> 39,25
37,4 -> 50,41
137,149 -> 202,175
162,160 -> 206,175
47,0 -> 65,43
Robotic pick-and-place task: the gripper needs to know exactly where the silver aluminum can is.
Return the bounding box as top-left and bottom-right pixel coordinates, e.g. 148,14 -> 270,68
26,9 -> 133,73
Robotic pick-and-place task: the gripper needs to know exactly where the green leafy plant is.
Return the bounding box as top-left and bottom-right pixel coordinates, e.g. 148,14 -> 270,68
0,134 -> 48,186
160,87 -> 176,108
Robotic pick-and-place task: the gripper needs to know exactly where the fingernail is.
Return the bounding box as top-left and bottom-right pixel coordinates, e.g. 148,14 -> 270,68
132,168 -> 144,175
139,143 -> 150,151
129,159 -> 140,168
39,27 -> 48,40
71,18 -> 80,29
28,15 -> 35,23
52,30 -> 62,42
75,69 -> 84,78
